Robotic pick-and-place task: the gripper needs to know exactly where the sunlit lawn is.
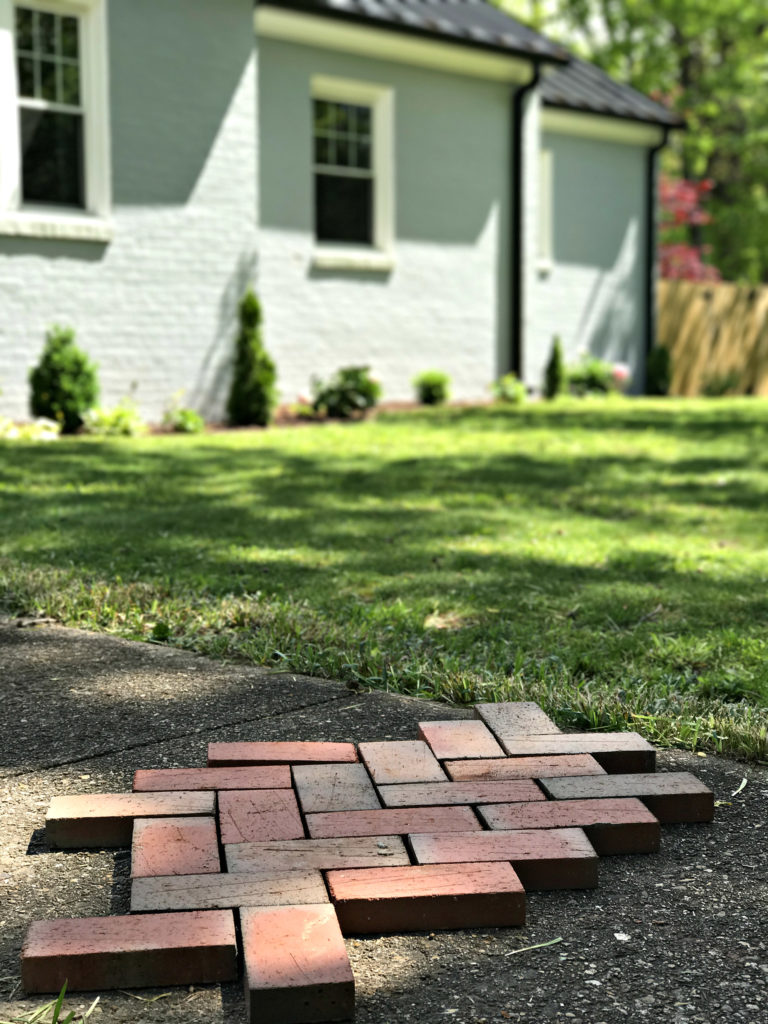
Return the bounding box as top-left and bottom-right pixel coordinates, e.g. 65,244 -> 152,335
1,398 -> 766,759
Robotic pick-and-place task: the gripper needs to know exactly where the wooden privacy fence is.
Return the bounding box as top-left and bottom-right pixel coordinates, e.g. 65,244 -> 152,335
658,279 -> 768,396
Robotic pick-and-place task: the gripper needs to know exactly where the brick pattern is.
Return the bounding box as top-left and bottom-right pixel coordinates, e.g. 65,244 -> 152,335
25,702 -> 714,1023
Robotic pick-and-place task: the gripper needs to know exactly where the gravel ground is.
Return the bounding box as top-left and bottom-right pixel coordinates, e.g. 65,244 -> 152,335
1,621 -> 766,1024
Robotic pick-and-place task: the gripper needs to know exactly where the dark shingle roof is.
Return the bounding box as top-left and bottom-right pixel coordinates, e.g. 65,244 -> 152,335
540,57 -> 684,127
262,0 -> 683,128
262,0 -> 570,62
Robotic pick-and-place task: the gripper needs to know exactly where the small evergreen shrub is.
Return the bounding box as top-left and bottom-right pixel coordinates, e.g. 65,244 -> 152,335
646,345 -> 671,396
492,373 -> 527,404
82,398 -> 146,436
227,291 -> 277,427
414,370 -> 450,406
312,366 -> 381,419
29,326 -> 99,433
544,336 -> 566,399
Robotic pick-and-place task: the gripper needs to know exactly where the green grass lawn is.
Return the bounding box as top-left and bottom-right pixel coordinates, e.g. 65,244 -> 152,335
1,398 -> 766,760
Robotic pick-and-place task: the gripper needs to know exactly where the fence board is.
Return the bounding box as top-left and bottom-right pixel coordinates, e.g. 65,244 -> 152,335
658,280 -> 768,396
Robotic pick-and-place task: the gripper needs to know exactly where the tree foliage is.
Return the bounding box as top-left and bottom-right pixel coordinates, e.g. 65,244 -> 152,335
502,1 -> 768,283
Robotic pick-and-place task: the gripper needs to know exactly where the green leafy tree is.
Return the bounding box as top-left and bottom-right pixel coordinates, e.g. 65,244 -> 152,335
500,1 -> 768,283
29,326 -> 99,433
227,290 -> 277,427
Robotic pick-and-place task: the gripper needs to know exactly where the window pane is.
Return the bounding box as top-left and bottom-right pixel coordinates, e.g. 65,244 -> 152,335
315,173 -> 373,245
40,59 -> 57,102
334,138 -> 351,167
61,63 -> 80,106
356,139 -> 371,170
17,56 -> 35,98
314,136 -> 331,166
356,107 -> 371,136
39,12 -> 56,56
61,17 -> 79,60
15,7 -> 34,52
20,108 -> 84,207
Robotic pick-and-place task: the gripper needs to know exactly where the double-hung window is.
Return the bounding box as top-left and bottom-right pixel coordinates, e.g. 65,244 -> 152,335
311,76 -> 394,270
0,0 -> 111,239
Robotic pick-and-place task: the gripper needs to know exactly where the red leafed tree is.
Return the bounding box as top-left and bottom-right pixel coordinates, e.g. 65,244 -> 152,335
659,176 -> 721,282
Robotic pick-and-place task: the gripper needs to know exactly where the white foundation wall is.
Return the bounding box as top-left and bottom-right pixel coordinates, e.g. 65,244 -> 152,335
524,127 -> 649,393
0,0 -> 257,422
257,39 -> 513,405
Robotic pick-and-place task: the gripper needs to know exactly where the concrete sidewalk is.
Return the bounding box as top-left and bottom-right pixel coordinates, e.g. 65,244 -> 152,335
1,620 -> 766,1024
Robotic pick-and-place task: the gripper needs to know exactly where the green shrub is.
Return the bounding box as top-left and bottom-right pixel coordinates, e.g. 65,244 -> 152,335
227,290 -> 277,427
82,398 -> 146,436
646,345 -> 671,396
413,370 -> 450,406
0,415 -> 60,441
29,326 -> 99,433
567,356 -> 617,396
312,366 -> 381,419
492,372 -> 527,404
702,368 -> 741,397
543,336 -> 566,399
163,393 -> 205,433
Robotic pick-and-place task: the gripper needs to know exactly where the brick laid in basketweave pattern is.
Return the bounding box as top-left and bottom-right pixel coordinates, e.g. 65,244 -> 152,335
28,702 -> 714,1024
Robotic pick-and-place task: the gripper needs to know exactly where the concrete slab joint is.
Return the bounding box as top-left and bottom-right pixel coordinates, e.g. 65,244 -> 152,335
22,701 -> 715,1024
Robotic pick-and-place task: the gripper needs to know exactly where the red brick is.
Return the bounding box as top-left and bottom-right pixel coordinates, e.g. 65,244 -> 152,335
306,806 -> 480,839
133,766 -> 291,792
241,904 -> 354,1024
21,910 -> 237,994
445,754 -> 606,782
326,862 -> 526,934
219,789 -> 304,844
474,702 -> 561,740
410,828 -> 598,890
131,870 -> 328,912
499,733 -> 656,773
207,742 -> 358,767
539,773 -> 715,823
45,792 -> 215,849
293,763 -> 380,814
378,780 -> 544,808
226,835 -> 411,872
417,720 -> 505,760
358,740 -> 446,784
131,817 -> 220,878
478,798 -> 661,855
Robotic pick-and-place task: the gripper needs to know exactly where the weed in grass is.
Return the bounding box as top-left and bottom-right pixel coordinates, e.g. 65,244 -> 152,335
0,983 -> 99,1024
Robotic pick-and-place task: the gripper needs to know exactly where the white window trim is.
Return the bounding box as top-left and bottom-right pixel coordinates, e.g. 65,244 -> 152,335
310,75 -> 394,273
0,0 -> 112,242
537,146 -> 553,274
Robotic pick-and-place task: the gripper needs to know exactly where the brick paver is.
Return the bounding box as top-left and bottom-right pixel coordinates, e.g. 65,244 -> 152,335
306,806 -> 481,839
208,741 -> 358,766
478,798 -> 661,855
241,904 -> 354,1024
45,792 -> 215,849
131,870 -> 328,912
327,862 -> 526,933
445,753 -> 606,782
292,762 -> 380,814
130,816 -> 220,877
417,720 -> 505,760
23,701 -> 715,1022
219,789 -> 305,844
21,910 -> 237,993
410,828 -> 599,890
540,772 -> 715,822
133,766 -> 291,791
226,836 -> 411,872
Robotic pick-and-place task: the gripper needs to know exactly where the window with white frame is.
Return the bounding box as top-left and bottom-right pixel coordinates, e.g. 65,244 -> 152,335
16,5 -> 84,206
0,0 -> 111,236
311,76 -> 393,260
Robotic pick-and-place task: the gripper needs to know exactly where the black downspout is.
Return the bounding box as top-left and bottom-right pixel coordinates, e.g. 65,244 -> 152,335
510,66 -> 540,378
644,129 -> 669,375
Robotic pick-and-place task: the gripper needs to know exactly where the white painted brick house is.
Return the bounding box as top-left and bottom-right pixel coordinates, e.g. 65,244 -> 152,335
0,0 -> 681,421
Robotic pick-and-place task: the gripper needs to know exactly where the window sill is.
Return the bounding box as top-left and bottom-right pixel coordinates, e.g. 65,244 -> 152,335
0,210 -> 114,243
311,247 -> 395,273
